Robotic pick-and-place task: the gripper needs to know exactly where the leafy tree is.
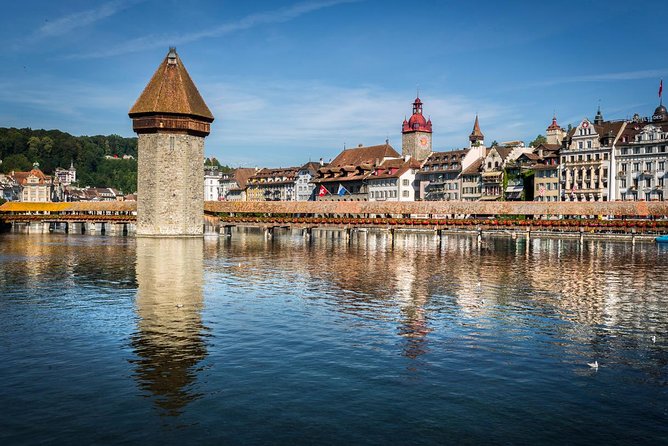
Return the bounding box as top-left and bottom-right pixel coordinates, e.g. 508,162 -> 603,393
490,140 -> 499,147
529,134 -> 547,147
1,153 -> 32,173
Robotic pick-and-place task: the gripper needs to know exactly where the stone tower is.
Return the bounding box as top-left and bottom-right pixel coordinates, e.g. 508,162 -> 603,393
129,48 -> 214,237
469,114 -> 484,148
402,96 -> 432,161
546,115 -> 566,145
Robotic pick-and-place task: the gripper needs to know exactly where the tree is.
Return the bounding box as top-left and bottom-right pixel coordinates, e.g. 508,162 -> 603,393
1,153 -> 32,173
490,140 -> 499,147
529,134 -> 547,147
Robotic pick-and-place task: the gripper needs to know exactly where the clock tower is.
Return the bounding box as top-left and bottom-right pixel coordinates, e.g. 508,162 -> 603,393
402,96 -> 432,161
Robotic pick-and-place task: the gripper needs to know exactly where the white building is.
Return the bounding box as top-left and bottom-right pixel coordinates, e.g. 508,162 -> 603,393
296,162 -> 321,201
367,157 -> 420,201
204,166 -> 222,201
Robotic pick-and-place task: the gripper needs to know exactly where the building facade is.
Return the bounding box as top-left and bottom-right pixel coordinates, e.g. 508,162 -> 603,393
12,163 -> 54,202
367,157 -> 420,202
560,109 -> 624,202
296,162 -> 321,201
615,105 -> 668,201
417,150 -> 467,201
204,165 -> 222,201
247,167 -> 300,201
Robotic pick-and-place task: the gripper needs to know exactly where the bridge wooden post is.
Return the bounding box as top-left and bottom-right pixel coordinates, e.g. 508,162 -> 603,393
579,227 -> 584,246
436,228 -> 443,245
477,226 -> 482,244
264,227 -> 273,240
344,227 -> 351,242
631,227 -> 636,245
389,228 -> 395,246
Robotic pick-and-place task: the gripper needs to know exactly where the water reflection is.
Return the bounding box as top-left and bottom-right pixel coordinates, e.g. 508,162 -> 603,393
132,238 -> 206,416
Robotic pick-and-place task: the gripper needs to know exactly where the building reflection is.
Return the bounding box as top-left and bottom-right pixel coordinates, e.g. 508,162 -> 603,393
131,238 -> 206,416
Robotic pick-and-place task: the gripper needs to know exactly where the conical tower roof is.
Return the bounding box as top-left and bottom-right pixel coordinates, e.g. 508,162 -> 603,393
129,48 -> 213,122
469,114 -> 484,142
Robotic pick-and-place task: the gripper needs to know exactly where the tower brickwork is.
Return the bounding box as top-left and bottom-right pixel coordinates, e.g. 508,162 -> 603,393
129,48 -> 214,237
402,97 -> 432,161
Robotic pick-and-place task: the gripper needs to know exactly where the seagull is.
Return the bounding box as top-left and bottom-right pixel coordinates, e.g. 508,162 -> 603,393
587,360 -> 599,369
652,336 -> 656,344
175,304 -> 184,308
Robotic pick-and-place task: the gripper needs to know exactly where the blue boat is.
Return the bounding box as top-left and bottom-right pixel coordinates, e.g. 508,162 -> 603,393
656,235 -> 668,243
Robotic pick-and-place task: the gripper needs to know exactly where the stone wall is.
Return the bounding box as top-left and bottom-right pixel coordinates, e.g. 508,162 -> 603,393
137,133 -> 204,236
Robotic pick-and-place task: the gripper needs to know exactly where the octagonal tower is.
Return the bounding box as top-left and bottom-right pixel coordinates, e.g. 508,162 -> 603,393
129,48 -> 214,237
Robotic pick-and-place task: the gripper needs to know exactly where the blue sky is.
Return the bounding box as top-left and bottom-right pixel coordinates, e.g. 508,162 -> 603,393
1,0 -> 667,167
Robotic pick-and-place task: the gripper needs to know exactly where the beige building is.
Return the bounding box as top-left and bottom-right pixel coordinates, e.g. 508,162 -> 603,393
417,150 -> 467,201
247,167 -> 300,201
13,163 -> 53,202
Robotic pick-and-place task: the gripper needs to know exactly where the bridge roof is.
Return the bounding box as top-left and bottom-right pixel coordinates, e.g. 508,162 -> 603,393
0,202 -> 137,213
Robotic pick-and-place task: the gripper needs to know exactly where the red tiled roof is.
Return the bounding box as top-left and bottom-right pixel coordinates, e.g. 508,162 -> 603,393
329,143 -> 400,167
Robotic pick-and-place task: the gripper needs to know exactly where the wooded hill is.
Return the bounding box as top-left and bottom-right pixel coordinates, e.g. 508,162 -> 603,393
0,127 -> 138,194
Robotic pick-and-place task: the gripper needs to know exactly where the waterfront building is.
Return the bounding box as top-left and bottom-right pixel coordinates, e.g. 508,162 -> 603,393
54,161 -> 76,186
0,174 -> 21,201
314,142 -> 400,201
128,47 -> 214,236
247,167 -> 300,201
204,165 -> 223,201
480,146 -> 515,200
416,150 -> 467,201
529,143 -> 561,202
615,104 -> 668,201
12,163 -> 54,202
460,158 -> 484,201
560,108 -> 624,201
220,168 -> 257,201
402,97 -> 432,162
367,157 -> 421,201
296,162 -> 321,201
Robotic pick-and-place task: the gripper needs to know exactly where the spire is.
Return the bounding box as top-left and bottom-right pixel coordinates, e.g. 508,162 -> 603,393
547,114 -> 561,131
469,114 -> 484,144
594,105 -> 604,125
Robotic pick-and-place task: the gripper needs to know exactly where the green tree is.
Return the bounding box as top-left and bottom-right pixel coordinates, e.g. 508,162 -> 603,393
1,153 -> 32,173
529,134 -> 547,147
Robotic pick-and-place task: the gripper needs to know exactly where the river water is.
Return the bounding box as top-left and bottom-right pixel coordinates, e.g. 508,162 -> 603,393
1,230 -> 667,445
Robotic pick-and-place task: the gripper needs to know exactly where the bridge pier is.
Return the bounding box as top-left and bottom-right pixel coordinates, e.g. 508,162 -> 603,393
303,227 -> 312,240
631,228 -> 636,246
477,226 -> 482,245
388,228 -> 395,246
579,227 -> 584,246
221,225 -> 233,237
264,227 -> 274,240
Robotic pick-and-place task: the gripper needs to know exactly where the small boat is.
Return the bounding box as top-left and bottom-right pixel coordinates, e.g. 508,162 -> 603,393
656,235 -> 668,243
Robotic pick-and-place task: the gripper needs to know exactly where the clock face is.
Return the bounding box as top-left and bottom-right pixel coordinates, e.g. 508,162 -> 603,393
419,137 -> 428,146
582,121 -> 589,129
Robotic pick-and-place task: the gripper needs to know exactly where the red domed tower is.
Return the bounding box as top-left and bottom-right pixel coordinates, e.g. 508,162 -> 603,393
402,96 -> 432,161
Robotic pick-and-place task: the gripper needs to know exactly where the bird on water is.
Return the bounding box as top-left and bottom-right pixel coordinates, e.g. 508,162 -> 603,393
587,360 -> 599,370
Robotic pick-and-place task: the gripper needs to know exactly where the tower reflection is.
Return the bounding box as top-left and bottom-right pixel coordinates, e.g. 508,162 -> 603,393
131,238 -> 206,416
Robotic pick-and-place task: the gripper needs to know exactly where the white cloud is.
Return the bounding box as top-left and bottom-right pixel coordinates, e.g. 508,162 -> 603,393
67,0 -> 362,59
200,79 -> 519,166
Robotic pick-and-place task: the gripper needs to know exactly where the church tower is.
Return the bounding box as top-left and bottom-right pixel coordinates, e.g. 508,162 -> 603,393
469,114 -> 484,148
129,48 -> 214,237
402,96 -> 432,161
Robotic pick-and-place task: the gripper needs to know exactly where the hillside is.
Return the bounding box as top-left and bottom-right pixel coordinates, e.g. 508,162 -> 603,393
0,127 -> 138,194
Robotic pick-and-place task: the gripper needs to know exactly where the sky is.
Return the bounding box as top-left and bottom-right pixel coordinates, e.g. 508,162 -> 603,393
1,0 -> 667,167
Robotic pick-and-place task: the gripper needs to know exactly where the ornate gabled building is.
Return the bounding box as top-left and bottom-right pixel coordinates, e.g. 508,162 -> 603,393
296,161 -> 322,201
560,108 -> 625,202
12,163 -> 54,202
402,97 -> 432,162
129,47 -> 214,236
614,104 -> 668,201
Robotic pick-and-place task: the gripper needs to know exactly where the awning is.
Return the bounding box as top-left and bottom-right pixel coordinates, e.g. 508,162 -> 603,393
505,185 -> 524,193
482,171 -> 502,178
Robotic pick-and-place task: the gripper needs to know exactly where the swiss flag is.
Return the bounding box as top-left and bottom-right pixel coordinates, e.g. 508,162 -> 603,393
318,185 -> 328,197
